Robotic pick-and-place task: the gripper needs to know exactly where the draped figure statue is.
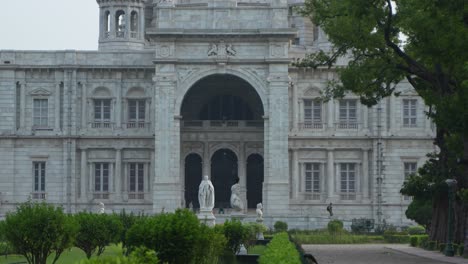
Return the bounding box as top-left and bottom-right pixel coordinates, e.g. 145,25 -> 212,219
230,177 -> 244,211
198,175 -> 215,211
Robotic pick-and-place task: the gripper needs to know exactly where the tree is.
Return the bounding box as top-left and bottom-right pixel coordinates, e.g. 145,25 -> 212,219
297,0 -> 468,249
3,201 -> 77,264
74,212 -> 123,259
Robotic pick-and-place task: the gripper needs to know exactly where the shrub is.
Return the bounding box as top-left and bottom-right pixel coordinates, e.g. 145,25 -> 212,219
192,225 -> 226,264
407,225 -> 426,235
410,236 -> 418,247
259,233 -> 301,264
427,241 -> 437,250
127,209 -> 212,263
74,212 -> 123,258
383,234 -> 410,244
274,221 -> 288,233
459,245 -> 464,256
351,218 -> 374,233
453,244 -> 459,255
418,235 -> 429,249
77,247 -> 159,264
439,243 -> 446,252
118,210 -> 141,255
3,201 -> 77,264
222,219 -> 249,254
327,220 -> 344,234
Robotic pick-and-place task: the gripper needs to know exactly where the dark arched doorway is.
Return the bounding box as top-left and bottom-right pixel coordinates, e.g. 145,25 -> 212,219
184,153 -> 202,208
247,154 -> 264,209
211,149 -> 238,208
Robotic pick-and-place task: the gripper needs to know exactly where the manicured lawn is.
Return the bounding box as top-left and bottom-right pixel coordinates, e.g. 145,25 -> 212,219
292,232 -> 385,244
0,245 -> 122,264
247,245 -> 267,255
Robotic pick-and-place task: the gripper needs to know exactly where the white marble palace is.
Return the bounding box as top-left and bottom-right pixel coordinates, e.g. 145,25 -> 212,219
0,0 -> 435,228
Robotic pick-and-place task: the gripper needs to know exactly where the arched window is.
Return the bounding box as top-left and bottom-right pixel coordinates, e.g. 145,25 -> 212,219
104,11 -> 111,38
115,10 -> 126,38
130,11 -> 138,37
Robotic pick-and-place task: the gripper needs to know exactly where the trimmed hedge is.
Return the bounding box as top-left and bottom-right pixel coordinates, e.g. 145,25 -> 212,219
409,235 -> 429,248
383,234 -> 410,244
259,233 -> 301,264
407,226 -> 425,235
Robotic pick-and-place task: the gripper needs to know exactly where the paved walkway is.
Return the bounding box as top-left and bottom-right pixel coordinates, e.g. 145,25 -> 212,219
302,244 -> 468,264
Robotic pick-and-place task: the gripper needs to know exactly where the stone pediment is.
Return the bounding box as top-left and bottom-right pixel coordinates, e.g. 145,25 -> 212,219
303,86 -> 321,97
29,88 -> 52,96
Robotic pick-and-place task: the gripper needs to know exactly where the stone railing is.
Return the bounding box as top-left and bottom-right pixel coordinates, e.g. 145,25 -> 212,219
93,192 -> 110,200
128,192 -> 145,200
335,122 -> 360,130
300,122 -> 324,129
90,122 -> 114,129
124,122 -> 150,129
31,192 -> 46,200
182,120 -> 263,129
339,192 -> 356,201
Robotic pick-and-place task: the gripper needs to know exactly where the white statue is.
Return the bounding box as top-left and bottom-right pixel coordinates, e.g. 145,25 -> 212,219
198,175 -> 215,211
256,203 -> 263,220
230,177 -> 244,211
207,43 -> 218,56
226,44 -> 236,56
98,202 -> 105,214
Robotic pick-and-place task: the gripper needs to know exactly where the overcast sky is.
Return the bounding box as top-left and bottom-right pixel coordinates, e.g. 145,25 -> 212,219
0,1 -> 99,50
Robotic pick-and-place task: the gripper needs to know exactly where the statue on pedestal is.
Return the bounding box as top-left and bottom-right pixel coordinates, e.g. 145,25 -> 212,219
98,202 -> 105,214
256,203 -> 263,221
230,177 -> 244,212
198,175 -> 215,211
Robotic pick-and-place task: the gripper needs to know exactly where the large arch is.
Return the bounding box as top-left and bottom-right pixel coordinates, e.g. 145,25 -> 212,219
246,154 -> 264,209
180,74 -> 264,121
176,69 -> 268,116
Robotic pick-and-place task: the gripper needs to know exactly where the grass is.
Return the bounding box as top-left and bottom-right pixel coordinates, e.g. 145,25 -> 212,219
291,231 -> 385,244
247,245 -> 267,255
0,245 -> 122,264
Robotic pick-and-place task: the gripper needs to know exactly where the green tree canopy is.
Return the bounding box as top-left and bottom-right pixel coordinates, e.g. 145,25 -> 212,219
3,202 -> 77,264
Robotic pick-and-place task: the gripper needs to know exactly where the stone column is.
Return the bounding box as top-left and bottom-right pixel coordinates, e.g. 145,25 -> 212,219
362,105 -> 368,131
263,70 -> 290,215
327,100 -> 334,129
238,142 -> 247,211
116,75 -> 122,128
115,148 -> 122,200
89,162 -> 94,197
292,82 -> 298,131
291,149 -> 299,199
81,83 -> 87,130
389,95 -> 395,133
80,149 -> 87,201
153,69 -> 181,213
203,142 -> 210,177
55,83 -> 61,132
19,81 -> 26,130
327,148 -> 335,200
362,148 -> 369,199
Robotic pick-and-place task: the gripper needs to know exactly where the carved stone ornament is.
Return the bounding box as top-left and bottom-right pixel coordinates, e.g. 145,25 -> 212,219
207,41 -> 236,57
29,88 -> 52,96
157,45 -> 171,58
271,44 -> 285,57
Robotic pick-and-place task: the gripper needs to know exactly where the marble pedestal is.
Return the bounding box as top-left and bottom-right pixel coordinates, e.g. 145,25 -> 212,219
198,210 -> 216,227
256,218 -> 265,240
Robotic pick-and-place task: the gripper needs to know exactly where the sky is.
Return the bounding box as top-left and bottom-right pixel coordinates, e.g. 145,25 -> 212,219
0,1 -> 99,50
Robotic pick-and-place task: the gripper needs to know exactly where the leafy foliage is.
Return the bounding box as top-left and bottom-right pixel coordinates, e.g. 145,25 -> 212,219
74,213 -> 123,259
77,247 -> 159,264
327,220 -> 344,234
274,221 -> 288,233
258,233 -> 301,264
221,219 -> 249,254
3,201 -> 77,264
405,199 -> 432,228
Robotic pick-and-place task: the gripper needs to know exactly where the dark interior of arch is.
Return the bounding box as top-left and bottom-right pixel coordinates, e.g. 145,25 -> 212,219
181,74 -> 264,120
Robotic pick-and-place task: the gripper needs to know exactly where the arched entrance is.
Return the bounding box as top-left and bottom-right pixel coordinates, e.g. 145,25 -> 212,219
211,149 -> 238,208
247,154 -> 264,209
184,153 -> 202,208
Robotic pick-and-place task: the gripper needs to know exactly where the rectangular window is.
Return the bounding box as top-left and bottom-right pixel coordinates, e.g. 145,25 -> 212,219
128,100 -> 146,121
403,99 -> 417,127
33,161 -> 46,192
94,163 -> 109,192
338,100 -> 357,128
33,99 -> 48,127
305,163 -> 320,194
304,99 -> 322,128
340,163 -> 356,200
129,163 -> 145,193
94,99 -> 111,121
403,162 -> 417,200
